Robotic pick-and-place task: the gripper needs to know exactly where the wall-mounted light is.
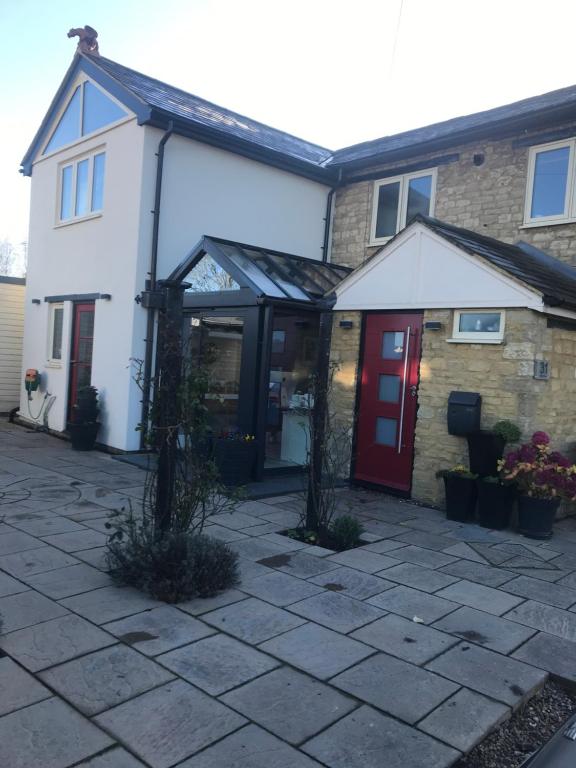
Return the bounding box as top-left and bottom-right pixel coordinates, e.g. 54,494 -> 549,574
425,321 -> 442,331
31,299 -> 41,305
100,293 -> 112,301
473,153 -> 485,167
339,320 -> 354,329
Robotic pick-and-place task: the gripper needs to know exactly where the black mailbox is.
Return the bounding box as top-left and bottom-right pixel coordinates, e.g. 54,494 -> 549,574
447,391 -> 481,436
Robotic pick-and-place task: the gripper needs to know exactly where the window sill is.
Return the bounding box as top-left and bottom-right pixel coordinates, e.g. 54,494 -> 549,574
368,237 -> 394,247
54,212 -> 103,229
45,361 -> 63,368
520,217 -> 576,229
446,338 -> 503,344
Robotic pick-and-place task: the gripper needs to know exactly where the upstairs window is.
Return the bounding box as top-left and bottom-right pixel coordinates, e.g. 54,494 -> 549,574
371,169 -> 436,243
59,151 -> 106,223
44,80 -> 127,155
525,139 -> 576,225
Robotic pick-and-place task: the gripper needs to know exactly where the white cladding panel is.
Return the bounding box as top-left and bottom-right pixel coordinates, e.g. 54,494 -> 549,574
0,282 -> 25,413
335,226 -> 543,311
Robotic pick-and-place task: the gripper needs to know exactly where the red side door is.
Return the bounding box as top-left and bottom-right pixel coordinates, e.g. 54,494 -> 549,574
354,312 -> 423,492
68,302 -> 95,419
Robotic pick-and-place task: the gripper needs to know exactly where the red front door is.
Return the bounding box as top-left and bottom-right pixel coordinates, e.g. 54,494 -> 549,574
69,302 -> 95,418
354,312 -> 422,492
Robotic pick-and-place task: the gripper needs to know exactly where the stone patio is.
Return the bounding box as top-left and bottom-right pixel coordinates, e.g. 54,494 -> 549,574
2,423 -> 576,766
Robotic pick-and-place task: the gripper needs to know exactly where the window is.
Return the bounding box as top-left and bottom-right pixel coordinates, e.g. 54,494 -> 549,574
59,151 -> 106,223
525,139 -> 576,225
44,80 -> 127,155
451,310 -> 505,343
48,304 -> 64,361
371,169 -> 436,243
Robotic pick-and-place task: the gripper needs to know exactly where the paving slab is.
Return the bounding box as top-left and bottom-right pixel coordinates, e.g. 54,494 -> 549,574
302,705 -> 459,768
259,550 -> 340,578
204,524 -> 249,543
221,666 -> 357,744
360,520 -> 408,538
202,597 -> 306,643
386,544 -> 458,569
40,644 -> 174,715
308,566 -> 394,600
0,656 -> 51,715
0,589 -> 68,633
41,529 -> 108,552
0,529 -> 46,555
178,588 -> 248,616
0,613 -> 115,671
435,580 -> 524,615
326,548 -> 400,573
213,511 -> 262,530
556,571 -> 576,589
351,613 -> 459,664
158,632 -> 279,694
177,724 -> 323,767
0,544 -> 80,578
238,557 -> 272,583
232,537 -> 293,562
104,605 -> 215,655
440,558 -> 516,587
95,680 -> 246,768
75,747 -> 148,767
238,569 -> 324,606
259,621 -> 374,679
368,585 -> 459,624
74,546 -> 110,570
442,542 -> 490,563
426,642 -> 547,707
8,516 -> 86,536
494,542 -> 562,562
288,590 -> 385,633
380,562 -> 460,593
418,688 -> 510,752
60,585 -> 160,624
0,570 -> 28,597
504,599 -> 576,641
395,530 -> 458,552
0,697 -> 113,768
362,539 -> 409,554
433,606 -> 537,654
331,652 -> 458,724
502,574 -> 576,609
25,562 -> 113,598
512,631 -> 576,683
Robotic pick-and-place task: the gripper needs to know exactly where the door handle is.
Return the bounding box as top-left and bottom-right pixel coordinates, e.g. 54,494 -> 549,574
409,384 -> 418,397
397,326 -> 411,454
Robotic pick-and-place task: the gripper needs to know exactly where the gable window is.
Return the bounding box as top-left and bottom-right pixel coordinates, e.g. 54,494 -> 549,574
48,304 -> 64,362
59,151 -> 106,223
371,169 -> 437,243
44,80 -> 127,156
525,139 -> 576,225
450,310 -> 505,343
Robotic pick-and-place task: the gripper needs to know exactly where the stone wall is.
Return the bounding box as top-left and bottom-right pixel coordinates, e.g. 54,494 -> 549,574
331,122 -> 576,270
329,308 -> 576,507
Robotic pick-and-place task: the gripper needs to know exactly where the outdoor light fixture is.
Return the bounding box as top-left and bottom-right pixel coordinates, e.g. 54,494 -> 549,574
31,299 -> 41,305
473,153 -> 485,166
339,320 -> 354,329
425,321 -> 442,330
100,293 -> 112,301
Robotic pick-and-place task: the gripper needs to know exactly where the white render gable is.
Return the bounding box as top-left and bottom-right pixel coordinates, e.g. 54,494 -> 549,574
334,223 -> 545,312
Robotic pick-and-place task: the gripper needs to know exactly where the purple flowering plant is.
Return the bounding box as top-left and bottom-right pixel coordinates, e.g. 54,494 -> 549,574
499,431 -> 576,500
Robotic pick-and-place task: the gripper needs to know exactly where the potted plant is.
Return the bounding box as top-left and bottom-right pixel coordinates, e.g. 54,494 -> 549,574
68,386 -> 100,451
476,476 -> 516,530
212,431 -> 257,486
437,465 -> 478,522
499,431 -> 576,539
467,420 -> 521,478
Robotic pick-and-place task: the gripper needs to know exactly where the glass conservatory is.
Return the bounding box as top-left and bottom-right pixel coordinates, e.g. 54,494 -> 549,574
168,236 -> 350,478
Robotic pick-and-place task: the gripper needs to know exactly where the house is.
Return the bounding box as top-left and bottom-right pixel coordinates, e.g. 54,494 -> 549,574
0,276 -> 25,414
19,50 -> 576,505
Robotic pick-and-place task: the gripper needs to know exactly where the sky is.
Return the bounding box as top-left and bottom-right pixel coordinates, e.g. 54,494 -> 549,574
2,0 -> 576,260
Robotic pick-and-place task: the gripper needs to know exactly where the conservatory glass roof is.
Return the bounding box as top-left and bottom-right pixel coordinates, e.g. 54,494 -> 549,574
170,236 -> 351,304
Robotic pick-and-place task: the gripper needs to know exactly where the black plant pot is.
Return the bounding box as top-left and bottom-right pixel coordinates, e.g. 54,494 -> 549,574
443,474 -> 477,522
213,440 -> 257,486
477,481 -> 515,530
518,495 -> 559,540
467,431 -> 506,478
68,422 -> 99,451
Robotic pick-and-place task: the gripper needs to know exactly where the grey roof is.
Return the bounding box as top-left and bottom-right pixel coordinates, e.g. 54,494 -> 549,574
414,215 -> 576,312
329,83 -> 576,167
89,55 -> 333,167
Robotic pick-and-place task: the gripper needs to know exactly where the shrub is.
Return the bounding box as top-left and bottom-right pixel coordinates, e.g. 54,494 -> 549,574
106,519 -> 239,603
500,431 -> 576,500
329,515 -> 364,551
493,420 -> 521,445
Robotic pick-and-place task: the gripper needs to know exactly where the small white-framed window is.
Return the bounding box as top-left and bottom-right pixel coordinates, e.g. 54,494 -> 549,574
370,168 -> 437,244
48,303 -> 64,362
524,139 -> 576,225
58,150 -> 106,223
450,310 -> 505,343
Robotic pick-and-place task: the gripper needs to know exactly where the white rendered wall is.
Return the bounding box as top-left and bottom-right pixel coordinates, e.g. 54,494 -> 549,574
143,128 -> 330,278
21,114 -> 147,450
